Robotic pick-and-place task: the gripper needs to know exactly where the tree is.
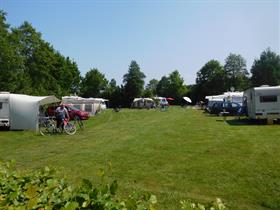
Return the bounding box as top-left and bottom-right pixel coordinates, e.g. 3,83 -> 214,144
0,11 -> 82,96
102,79 -> 118,103
156,71 -> 188,103
81,68 -> 108,98
224,53 -> 249,90
196,60 -> 226,101
156,76 -> 169,97
167,70 -> 188,102
123,61 -> 145,107
251,49 -> 280,86
0,10 -> 24,93
9,21 -> 81,96
109,85 -> 124,108
144,79 -> 158,97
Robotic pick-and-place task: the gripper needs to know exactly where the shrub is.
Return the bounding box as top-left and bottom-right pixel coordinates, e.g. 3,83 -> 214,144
0,160 -> 156,209
0,161 -> 227,210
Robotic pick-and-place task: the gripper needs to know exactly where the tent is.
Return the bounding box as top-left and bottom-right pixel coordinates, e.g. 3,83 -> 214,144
0,93 -> 60,130
131,98 -> 155,109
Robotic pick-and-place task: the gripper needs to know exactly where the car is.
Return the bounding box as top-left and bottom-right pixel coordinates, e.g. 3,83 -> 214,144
47,104 -> 90,120
209,101 -> 241,115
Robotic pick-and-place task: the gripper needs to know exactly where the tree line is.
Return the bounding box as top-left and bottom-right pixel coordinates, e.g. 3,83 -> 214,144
1,10 -> 280,107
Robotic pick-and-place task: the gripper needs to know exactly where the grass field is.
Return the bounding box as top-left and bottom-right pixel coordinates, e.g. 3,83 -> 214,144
0,107 -> 280,210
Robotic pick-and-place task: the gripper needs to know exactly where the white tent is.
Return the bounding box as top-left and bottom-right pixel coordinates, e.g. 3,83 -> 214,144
0,93 -> 60,130
131,98 -> 155,108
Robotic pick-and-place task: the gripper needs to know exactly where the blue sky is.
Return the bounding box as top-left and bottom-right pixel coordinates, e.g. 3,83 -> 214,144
1,0 -> 279,85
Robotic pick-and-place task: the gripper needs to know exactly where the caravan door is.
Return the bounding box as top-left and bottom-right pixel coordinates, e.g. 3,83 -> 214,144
0,97 -> 10,127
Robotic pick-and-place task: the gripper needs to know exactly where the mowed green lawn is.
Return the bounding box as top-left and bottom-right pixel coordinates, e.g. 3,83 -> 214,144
0,107 -> 280,210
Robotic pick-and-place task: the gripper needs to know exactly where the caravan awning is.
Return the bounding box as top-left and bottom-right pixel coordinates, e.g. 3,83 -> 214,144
8,94 -> 60,130
39,96 -> 60,105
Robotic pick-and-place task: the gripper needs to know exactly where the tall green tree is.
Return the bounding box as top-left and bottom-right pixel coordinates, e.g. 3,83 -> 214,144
156,71 -> 188,103
196,60 -> 226,101
9,21 -> 80,96
103,79 -> 117,98
144,79 -> 158,97
251,49 -> 280,86
156,76 -> 169,97
109,85 -> 124,108
81,68 -> 108,98
224,53 -> 249,90
123,60 -> 145,107
0,10 -> 24,93
167,70 -> 188,102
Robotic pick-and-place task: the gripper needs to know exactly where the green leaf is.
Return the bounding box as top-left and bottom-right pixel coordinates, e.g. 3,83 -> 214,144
62,201 -> 79,210
82,179 -> 92,190
110,180 -> 118,195
149,195 -> 157,204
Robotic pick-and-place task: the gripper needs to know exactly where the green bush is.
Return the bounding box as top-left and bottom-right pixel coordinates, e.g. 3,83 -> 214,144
0,161 -> 227,210
0,160 -> 157,210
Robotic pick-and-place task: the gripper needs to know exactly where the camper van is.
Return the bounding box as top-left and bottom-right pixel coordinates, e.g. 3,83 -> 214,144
244,86 -> 280,120
0,93 -> 10,128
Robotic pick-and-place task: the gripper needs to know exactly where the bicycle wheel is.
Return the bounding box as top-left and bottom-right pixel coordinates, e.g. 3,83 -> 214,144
64,122 -> 77,135
78,119 -> 84,130
74,116 -> 84,130
39,123 -> 54,136
39,124 -> 48,136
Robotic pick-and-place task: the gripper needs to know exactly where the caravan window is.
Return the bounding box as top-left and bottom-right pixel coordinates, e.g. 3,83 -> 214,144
73,104 -> 81,110
85,104 -> 92,112
260,95 -> 277,103
0,102 -> 2,109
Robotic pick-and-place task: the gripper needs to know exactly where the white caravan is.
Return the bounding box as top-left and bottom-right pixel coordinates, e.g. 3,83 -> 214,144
205,91 -> 244,108
244,86 -> 280,120
62,96 -> 108,116
0,92 -> 10,127
0,92 -> 59,130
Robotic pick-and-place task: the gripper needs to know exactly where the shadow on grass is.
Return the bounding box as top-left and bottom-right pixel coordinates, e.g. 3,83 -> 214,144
226,118 -> 280,126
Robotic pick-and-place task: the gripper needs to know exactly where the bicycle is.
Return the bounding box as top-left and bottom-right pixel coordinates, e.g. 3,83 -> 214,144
39,117 -> 77,136
62,118 -> 77,135
73,115 -> 84,130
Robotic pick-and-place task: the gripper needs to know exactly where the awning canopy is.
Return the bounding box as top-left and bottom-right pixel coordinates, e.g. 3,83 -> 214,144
6,94 -> 60,130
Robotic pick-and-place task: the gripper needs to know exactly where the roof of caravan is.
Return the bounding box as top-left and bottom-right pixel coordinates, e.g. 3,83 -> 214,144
251,86 -> 280,95
92,98 -> 109,102
206,92 -> 243,100
153,96 -> 166,100
0,93 -> 60,105
133,98 -> 154,102
205,95 -> 224,100
62,96 -> 109,102
254,86 -> 280,91
223,91 -> 243,97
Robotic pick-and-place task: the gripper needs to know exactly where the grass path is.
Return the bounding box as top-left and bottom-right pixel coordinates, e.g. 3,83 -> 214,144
0,107 -> 280,209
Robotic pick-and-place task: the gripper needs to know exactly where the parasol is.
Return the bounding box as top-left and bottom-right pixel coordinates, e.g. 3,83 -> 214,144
183,97 -> 192,103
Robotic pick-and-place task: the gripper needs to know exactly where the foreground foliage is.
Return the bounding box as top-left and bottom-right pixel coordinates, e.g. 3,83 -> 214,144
0,160 -> 157,210
0,160 -> 227,210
